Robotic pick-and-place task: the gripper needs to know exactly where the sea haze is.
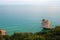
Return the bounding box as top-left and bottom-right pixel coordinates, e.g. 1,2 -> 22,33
0,5 -> 60,35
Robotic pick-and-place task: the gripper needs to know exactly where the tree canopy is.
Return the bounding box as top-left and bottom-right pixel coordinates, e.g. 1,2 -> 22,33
0,26 -> 60,40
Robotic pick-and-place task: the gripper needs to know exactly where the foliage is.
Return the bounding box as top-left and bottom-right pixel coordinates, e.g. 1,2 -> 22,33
0,26 -> 60,40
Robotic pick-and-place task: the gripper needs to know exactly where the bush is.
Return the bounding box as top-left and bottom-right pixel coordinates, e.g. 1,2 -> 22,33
0,26 -> 60,40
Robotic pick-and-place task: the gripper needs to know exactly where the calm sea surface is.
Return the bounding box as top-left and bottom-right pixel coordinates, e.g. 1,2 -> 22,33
0,5 -> 60,35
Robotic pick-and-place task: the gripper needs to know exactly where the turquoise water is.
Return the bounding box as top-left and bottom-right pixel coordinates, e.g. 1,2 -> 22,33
0,5 -> 60,35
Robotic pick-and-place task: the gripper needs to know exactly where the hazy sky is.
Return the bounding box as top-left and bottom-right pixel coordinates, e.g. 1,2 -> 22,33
0,0 -> 60,16
0,0 -> 60,6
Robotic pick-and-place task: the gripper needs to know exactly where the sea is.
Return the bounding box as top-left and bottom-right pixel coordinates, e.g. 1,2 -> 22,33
0,5 -> 60,35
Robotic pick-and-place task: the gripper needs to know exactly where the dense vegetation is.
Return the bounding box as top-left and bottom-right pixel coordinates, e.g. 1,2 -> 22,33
0,26 -> 60,40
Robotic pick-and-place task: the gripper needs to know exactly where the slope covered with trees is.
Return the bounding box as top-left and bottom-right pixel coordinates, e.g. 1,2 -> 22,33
0,26 -> 60,40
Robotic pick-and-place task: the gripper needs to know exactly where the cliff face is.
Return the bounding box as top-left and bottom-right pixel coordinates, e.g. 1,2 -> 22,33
47,20 -> 50,28
0,30 -> 6,35
42,19 -> 50,29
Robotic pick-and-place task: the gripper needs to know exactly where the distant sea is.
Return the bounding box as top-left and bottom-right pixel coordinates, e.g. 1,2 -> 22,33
0,5 -> 60,35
